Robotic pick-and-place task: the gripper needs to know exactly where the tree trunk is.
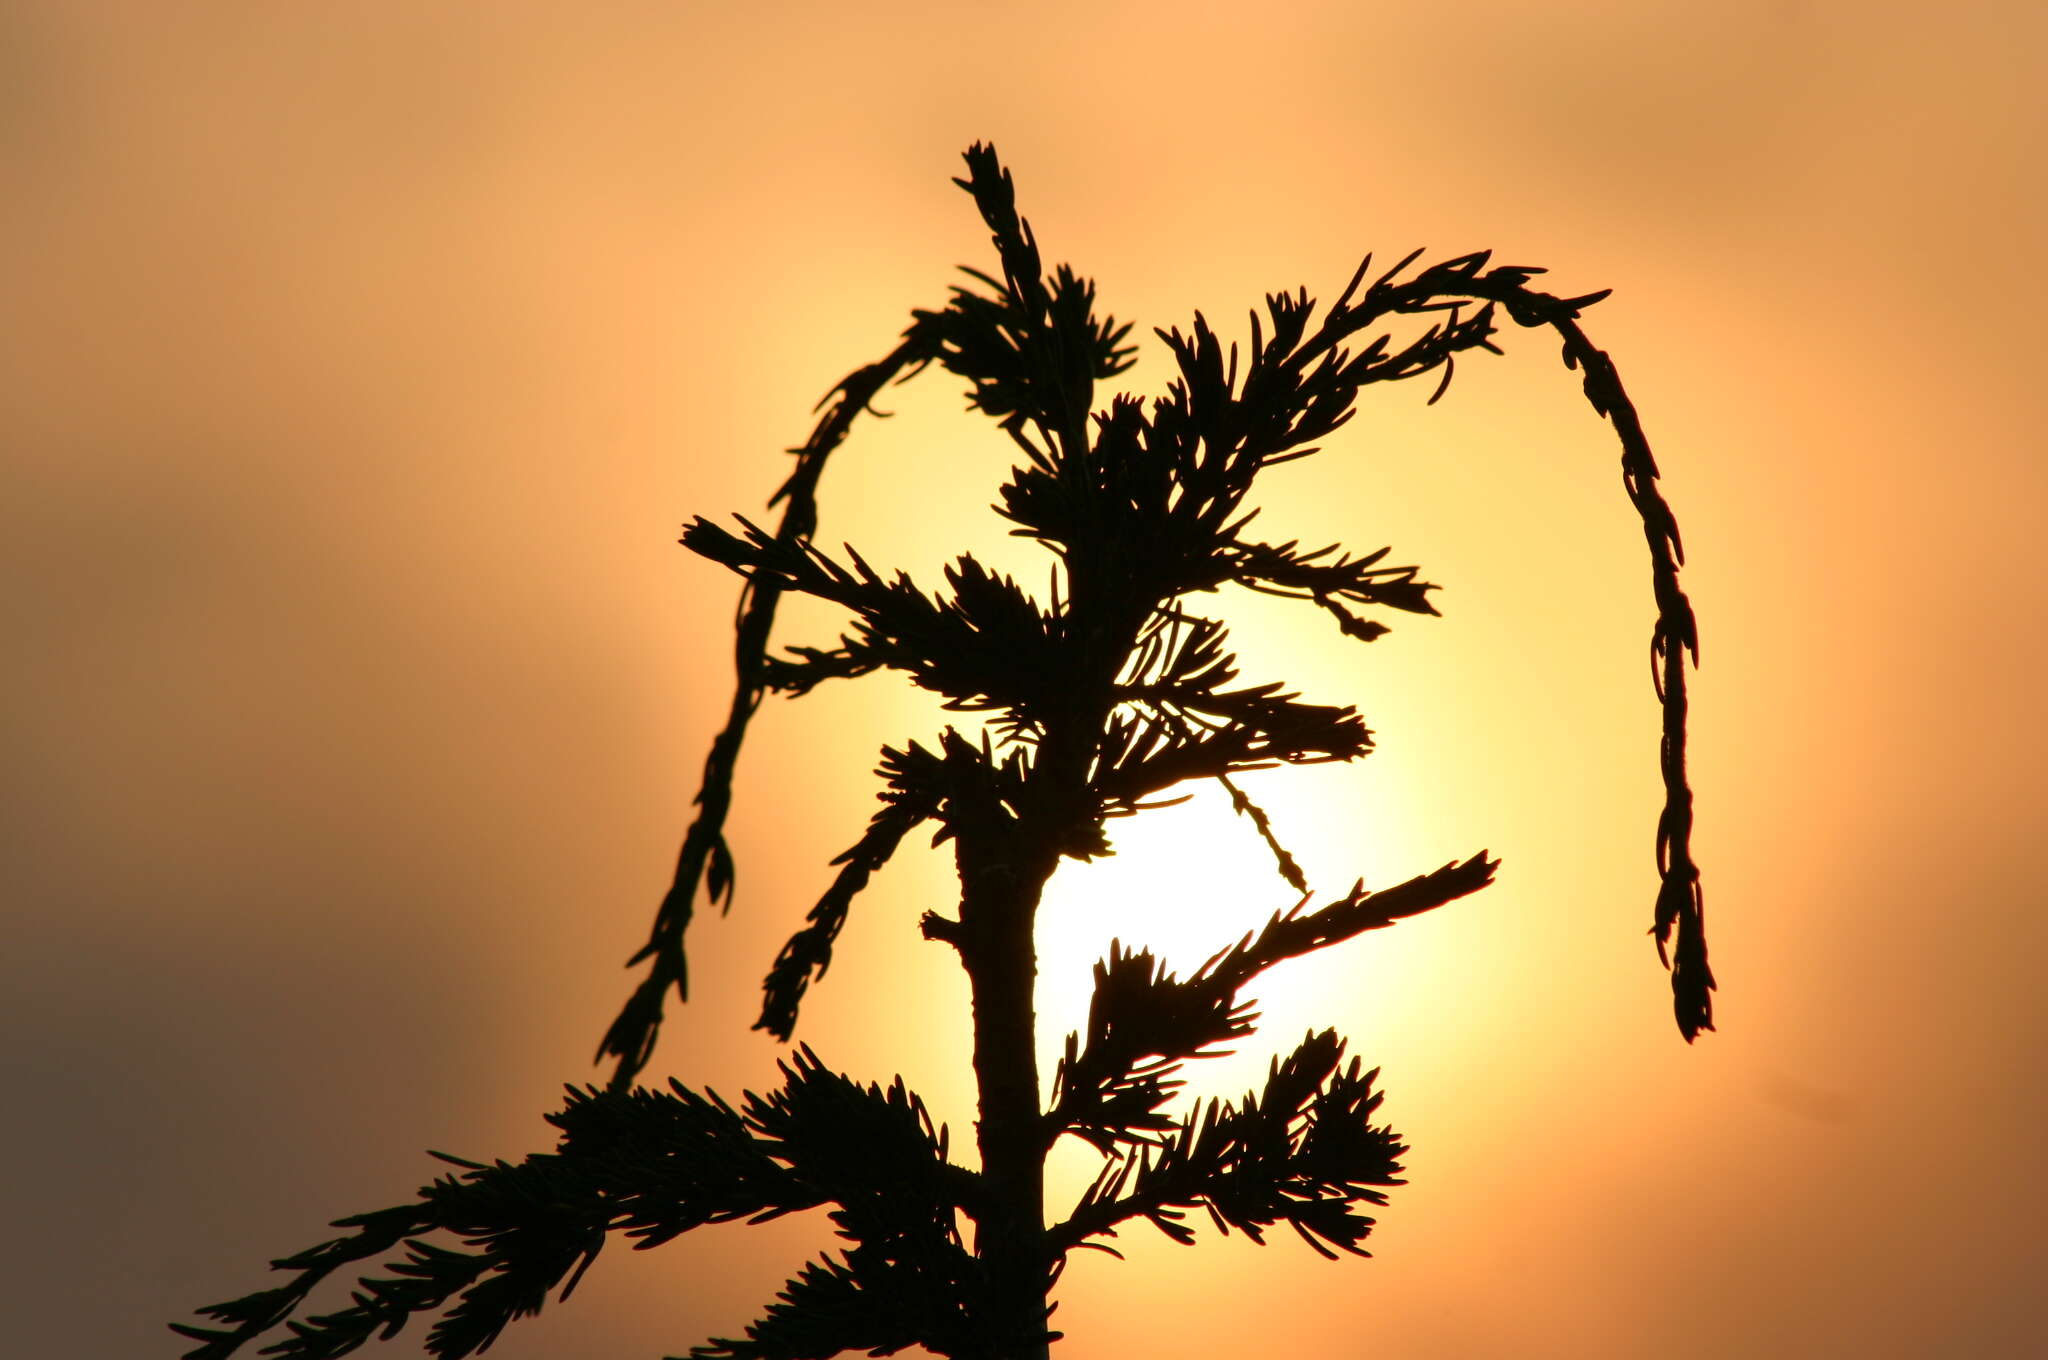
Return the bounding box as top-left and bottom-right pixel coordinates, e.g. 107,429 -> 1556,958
958,846 -> 1057,1360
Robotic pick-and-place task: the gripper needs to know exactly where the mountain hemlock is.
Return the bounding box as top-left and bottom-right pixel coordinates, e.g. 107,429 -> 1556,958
178,144 -> 1712,1360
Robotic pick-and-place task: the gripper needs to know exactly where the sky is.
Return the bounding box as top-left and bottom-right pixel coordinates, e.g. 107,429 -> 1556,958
5,2 -> 2044,1356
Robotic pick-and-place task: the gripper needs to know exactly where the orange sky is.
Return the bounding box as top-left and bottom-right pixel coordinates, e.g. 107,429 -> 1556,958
6,3 -> 2044,1357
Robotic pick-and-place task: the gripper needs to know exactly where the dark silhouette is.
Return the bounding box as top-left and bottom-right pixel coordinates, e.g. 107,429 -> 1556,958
176,143 -> 1711,1360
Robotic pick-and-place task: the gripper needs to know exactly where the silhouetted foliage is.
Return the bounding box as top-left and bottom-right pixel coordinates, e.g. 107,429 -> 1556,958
181,143 -> 1711,1360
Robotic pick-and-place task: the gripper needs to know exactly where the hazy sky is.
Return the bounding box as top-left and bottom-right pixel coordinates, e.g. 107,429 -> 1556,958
6,3 -> 2043,1357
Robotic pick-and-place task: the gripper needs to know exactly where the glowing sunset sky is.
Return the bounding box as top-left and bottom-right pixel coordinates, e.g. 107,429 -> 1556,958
6,3 -> 2042,1356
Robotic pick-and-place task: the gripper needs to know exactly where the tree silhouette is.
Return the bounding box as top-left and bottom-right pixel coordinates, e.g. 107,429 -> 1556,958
177,143 -> 1711,1360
